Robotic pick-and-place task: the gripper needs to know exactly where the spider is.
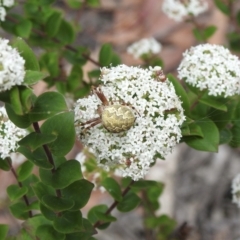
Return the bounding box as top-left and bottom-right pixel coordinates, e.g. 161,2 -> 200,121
80,87 -> 137,133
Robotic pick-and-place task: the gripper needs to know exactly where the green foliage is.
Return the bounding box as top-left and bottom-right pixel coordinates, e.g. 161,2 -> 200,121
214,0 -> 230,15
0,224 -> 9,239
88,205 -> 116,229
39,160 -> 83,189
184,119 -> 219,152
0,158 -> 11,171
40,112 -> 75,156
117,191 -> 141,212
168,74 -> 190,116
19,132 -> 57,151
99,43 -> 113,66
17,161 -> 34,181
42,195 -> 74,211
29,92 -> 68,122
7,185 -> 28,201
53,211 -> 83,233
13,38 -> 40,71
102,177 -> 122,201
36,225 -> 65,240
62,179 -> 94,210
46,11 -> 63,37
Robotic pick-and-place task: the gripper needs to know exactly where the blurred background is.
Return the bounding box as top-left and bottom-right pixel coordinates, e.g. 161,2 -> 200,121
1,0 -> 240,239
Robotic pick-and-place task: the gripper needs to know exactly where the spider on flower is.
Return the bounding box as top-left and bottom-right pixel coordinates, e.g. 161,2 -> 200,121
79,87 -> 138,134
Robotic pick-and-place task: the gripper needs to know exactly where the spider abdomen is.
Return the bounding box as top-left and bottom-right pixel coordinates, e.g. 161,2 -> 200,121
101,104 -> 136,133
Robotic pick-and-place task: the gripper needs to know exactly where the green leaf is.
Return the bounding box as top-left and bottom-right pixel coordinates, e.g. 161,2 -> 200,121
199,95 -> 227,111
40,52 -> 59,77
40,112 -> 75,156
181,121 -> 204,138
65,0 -> 83,8
219,128 -> 232,144
111,53 -> 121,66
55,19 -> 75,44
0,158 -> 11,171
33,182 -> 55,200
0,224 -> 9,240
17,146 -> 53,169
36,225 -> 65,240
67,65 -> 83,92
214,0 -> 230,15
19,86 -> 36,113
9,201 -> 29,220
86,0 -> 100,7
53,211 -> 83,234
40,203 -> 57,221
99,43 -> 113,66
18,132 -> 57,151
203,25 -> 217,39
62,179 -> 94,210
39,160 -> 82,189
46,11 -> 62,37
88,205 -> 116,229
12,38 -> 39,71
168,74 -> 190,116
117,191 -> 141,212
15,20 -> 32,38
192,28 -> 204,41
17,160 -> 34,182
65,219 -> 96,240
42,195 -> 74,211
102,177 -> 122,202
22,215 -> 52,237
185,119 -> 219,152
7,185 -> 28,201
230,121 -> 240,148
5,103 -> 31,128
29,92 -> 68,122
24,70 -> 48,85
9,86 -> 23,115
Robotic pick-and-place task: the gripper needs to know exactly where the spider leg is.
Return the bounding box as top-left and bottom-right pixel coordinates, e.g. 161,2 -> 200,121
81,117 -> 102,134
92,86 -> 109,106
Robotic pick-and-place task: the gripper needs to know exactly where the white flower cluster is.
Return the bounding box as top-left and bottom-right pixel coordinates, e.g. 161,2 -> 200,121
0,38 -> 25,92
0,0 -> 14,21
162,0 -> 208,22
0,107 -> 27,160
74,65 -> 185,181
178,44 -> 240,97
127,38 -> 162,59
232,174 -> 240,208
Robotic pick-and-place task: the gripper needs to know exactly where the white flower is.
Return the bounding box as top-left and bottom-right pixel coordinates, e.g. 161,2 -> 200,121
74,65 -> 185,181
232,174 -> 240,208
0,107 -> 27,160
0,6 -> 6,21
2,0 -> 14,7
178,44 -> 240,97
162,0 -> 208,22
0,38 -> 25,91
127,38 -> 162,59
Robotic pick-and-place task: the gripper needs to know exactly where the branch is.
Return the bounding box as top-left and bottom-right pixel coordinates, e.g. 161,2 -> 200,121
6,15 -> 101,67
6,158 -> 33,218
32,122 -> 62,199
93,180 -> 135,229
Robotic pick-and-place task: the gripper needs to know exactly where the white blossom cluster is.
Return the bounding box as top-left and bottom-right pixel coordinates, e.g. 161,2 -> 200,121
0,0 -> 14,21
74,65 -> 185,180
178,44 -> 240,97
232,174 -> 240,208
162,0 -> 208,22
0,38 -> 25,92
0,107 -> 27,160
127,38 -> 162,59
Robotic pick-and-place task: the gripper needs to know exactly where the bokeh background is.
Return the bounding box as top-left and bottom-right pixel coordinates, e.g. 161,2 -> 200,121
1,0 -> 240,239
